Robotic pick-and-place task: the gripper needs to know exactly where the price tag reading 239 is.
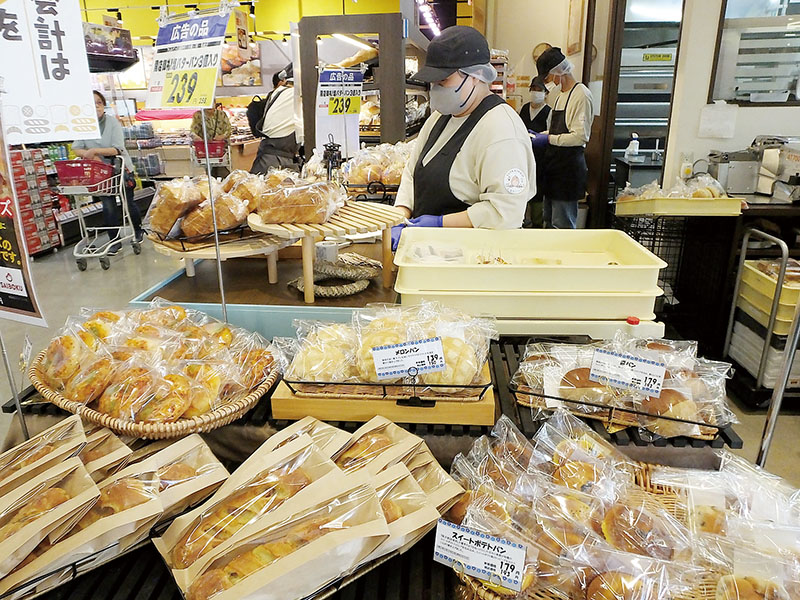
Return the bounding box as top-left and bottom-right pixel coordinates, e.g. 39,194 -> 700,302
161,68 -> 217,108
589,348 -> 666,396
328,95 -> 361,115
371,337 -> 445,381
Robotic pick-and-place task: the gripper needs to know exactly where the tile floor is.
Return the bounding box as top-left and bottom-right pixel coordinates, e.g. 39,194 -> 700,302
1,243 -> 798,486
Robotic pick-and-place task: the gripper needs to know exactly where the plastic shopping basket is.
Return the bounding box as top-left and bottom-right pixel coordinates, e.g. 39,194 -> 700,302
192,139 -> 227,159
55,159 -> 115,186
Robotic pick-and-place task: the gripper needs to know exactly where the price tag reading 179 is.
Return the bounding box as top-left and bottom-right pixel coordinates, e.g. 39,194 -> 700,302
161,68 -> 217,108
328,95 -> 361,115
589,348 -> 666,396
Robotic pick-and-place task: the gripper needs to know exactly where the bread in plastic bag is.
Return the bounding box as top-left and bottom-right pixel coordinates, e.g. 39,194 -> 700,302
181,193 -> 248,237
228,173 -> 264,211
255,181 -> 345,224
193,175 -> 223,204
146,177 -> 204,236
284,322 -> 359,383
221,170 -> 249,194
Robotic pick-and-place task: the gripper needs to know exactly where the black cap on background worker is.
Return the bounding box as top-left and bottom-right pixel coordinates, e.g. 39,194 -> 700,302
391,26 -> 536,249
531,46 -> 594,229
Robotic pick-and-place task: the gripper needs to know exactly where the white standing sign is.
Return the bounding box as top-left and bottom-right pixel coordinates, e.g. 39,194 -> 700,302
0,0 -> 98,145
145,10 -> 229,110
315,68 -> 362,159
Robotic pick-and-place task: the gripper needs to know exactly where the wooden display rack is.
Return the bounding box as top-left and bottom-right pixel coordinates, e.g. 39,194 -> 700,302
247,201 -> 404,303
148,234 -> 296,280
271,364 -> 497,426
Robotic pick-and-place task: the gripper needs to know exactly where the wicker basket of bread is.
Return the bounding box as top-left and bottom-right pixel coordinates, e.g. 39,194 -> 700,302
28,300 -> 280,439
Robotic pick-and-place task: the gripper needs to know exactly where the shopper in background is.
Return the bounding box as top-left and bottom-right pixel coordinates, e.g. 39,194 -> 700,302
520,76 -> 550,228
72,90 -> 143,255
190,102 -> 232,177
391,26 -> 536,250
250,66 -> 301,174
533,47 -> 595,229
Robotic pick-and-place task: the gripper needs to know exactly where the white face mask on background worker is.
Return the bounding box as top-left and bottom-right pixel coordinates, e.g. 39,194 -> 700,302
530,90 -> 546,106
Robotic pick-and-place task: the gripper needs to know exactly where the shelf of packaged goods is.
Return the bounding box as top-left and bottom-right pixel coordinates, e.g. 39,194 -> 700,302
56,202 -> 103,224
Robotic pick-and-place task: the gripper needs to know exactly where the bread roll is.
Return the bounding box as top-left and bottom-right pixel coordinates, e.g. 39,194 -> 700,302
181,194 -> 248,238
335,431 -> 393,472
421,337 -> 479,390
381,498 -> 404,524
586,572 -> 646,600
135,373 -> 193,423
600,504 -> 677,560
158,462 -> 198,491
553,460 -> 601,493
693,505 -> 726,535
76,477 -> 150,530
357,327 -> 406,383
96,366 -> 157,420
194,176 -> 222,203
42,334 -> 85,387
640,389 -> 699,438
0,487 -> 70,541
149,179 -> 203,236
716,575 -> 790,600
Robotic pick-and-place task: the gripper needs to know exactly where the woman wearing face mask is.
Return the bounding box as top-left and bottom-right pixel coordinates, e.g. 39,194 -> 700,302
72,91 -> 143,255
391,26 -> 536,249
531,47 -> 595,229
519,76 -> 550,227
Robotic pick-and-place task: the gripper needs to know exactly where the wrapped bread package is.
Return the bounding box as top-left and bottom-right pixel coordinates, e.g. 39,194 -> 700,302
255,181 -> 345,224
221,170 -> 250,194
181,193 -> 249,237
194,175 -> 223,204
283,322 -> 360,384
145,177 -> 204,236
78,428 -> 132,482
228,174 -> 264,211
331,416 -> 422,476
183,473 -> 389,600
0,416 -> 86,497
153,435 -> 343,585
0,458 -> 99,579
0,461 -> 163,597
260,417 -> 351,458
360,464 -> 439,564
400,443 -> 464,514
144,435 -> 228,521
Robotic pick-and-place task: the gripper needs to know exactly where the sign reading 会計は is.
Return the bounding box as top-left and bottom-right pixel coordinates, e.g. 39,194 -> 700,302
146,11 -> 229,110
0,0 -> 99,145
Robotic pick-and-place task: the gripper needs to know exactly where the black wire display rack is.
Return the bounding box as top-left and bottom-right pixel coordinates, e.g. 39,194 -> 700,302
613,214 -> 688,307
345,181 -> 399,204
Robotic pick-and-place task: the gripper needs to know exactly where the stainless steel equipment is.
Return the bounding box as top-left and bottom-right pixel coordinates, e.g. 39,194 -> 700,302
753,136 -> 800,203
708,148 -> 759,195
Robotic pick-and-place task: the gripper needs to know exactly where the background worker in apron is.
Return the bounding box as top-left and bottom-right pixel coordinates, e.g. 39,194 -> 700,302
531,47 -> 595,229
250,66 -> 302,174
392,26 -> 536,249
520,75 -> 550,227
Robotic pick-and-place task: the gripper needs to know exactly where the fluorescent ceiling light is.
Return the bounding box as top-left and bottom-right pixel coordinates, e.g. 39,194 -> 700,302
331,33 -> 374,51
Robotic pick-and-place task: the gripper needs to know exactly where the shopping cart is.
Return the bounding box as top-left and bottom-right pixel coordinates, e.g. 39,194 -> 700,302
55,157 -> 141,271
190,139 -> 231,171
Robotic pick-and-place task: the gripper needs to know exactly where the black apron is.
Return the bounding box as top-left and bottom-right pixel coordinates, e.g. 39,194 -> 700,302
412,93 -> 505,218
543,85 -> 588,201
519,103 -> 550,133
251,87 -> 300,174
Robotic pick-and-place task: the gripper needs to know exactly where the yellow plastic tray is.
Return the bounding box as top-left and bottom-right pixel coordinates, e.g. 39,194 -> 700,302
736,296 -> 793,336
742,261 -> 800,305
394,229 -> 665,293
396,284 -> 661,320
615,197 -> 742,217
739,280 -> 797,321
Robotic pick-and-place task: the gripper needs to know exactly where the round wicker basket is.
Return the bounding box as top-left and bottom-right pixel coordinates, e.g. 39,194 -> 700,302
28,350 -> 279,439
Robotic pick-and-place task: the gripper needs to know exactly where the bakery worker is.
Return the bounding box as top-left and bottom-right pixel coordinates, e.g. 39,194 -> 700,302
391,26 -> 536,249
250,65 -> 303,174
531,47 -> 595,229
520,76 -> 550,227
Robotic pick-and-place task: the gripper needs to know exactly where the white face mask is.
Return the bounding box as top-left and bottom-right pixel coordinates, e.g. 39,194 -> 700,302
545,80 -> 560,94
430,73 -> 477,116
530,91 -> 546,105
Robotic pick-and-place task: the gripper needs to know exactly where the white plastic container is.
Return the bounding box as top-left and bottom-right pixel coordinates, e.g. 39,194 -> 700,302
395,285 -> 661,320
394,228 -> 665,293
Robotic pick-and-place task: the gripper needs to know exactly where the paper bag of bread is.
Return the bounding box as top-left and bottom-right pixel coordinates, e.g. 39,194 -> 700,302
406,303 -> 498,394
0,416 -> 86,498
181,193 -> 249,237
531,409 -> 636,497
153,435 -> 343,584
0,458 -> 99,578
282,321 -> 360,384
400,443 -> 464,514
183,474 -> 388,600
359,463 -> 439,564
259,416 -> 351,458
331,416 -> 422,476
0,461 -> 162,597
254,180 -> 344,224
78,428 -> 132,482
138,435 -> 228,521
145,177 -> 204,237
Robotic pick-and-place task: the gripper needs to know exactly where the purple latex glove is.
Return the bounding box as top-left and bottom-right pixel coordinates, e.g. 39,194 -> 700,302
408,214 -> 444,228
391,223 -> 406,251
530,132 -> 549,149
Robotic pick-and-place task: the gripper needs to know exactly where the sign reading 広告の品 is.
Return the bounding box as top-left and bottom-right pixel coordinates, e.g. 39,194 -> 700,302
0,0 -> 99,145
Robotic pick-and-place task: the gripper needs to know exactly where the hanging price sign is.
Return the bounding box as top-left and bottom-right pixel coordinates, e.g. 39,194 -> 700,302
316,68 -> 363,158
328,95 -> 361,115
161,68 -> 217,108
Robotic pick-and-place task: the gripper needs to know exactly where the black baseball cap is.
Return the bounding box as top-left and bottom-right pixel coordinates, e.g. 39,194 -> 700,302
536,46 -> 566,77
529,75 -> 547,91
413,26 -> 491,83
